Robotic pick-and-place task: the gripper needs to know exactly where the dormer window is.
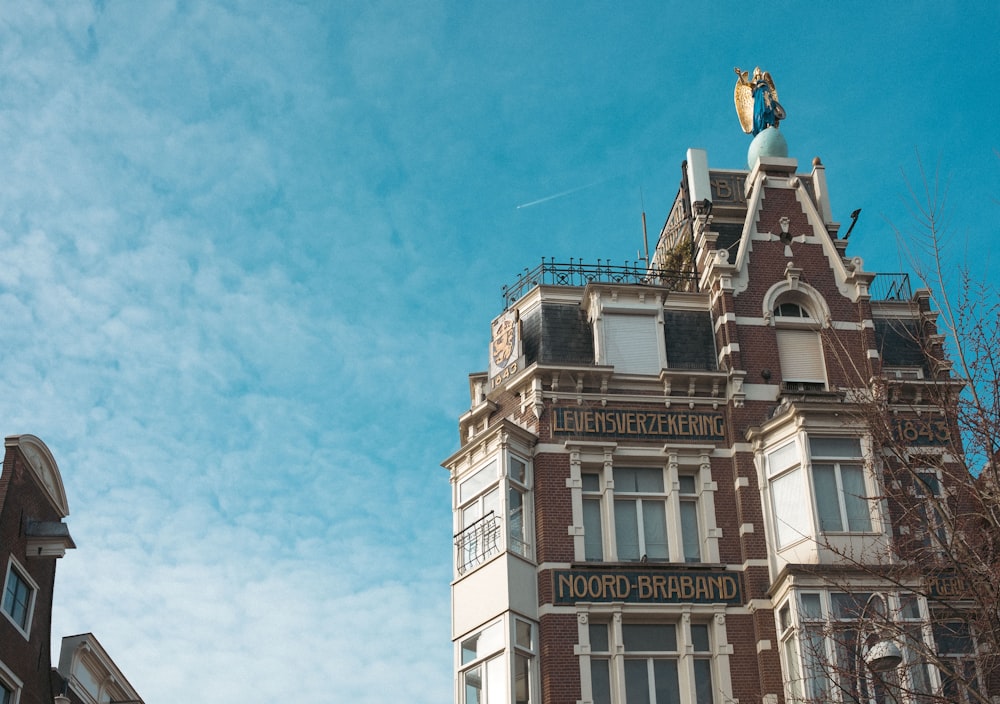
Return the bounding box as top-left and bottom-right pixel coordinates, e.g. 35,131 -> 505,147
773,297 -> 826,390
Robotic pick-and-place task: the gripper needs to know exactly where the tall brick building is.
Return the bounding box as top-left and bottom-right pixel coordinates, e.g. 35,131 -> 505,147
443,141 -> 988,704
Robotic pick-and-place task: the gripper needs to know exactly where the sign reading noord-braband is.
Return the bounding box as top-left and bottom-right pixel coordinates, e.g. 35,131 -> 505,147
553,569 -> 742,605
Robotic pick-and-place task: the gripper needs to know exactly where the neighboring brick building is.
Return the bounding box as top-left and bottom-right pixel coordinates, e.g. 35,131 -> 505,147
0,434 -> 142,704
443,144 -> 988,703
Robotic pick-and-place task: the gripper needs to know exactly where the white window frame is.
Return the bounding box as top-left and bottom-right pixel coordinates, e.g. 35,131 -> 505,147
777,590 -> 938,704
575,453 -> 717,564
454,453 -> 534,575
910,468 -> 948,555
512,617 -> 536,704
507,454 -> 533,561
458,616 -> 538,704
1,557 -> 37,638
809,437 -> 874,534
765,438 -> 813,549
598,310 -> 665,376
460,619 -> 506,704
0,659 -> 22,704
773,298 -> 827,389
580,611 -> 731,704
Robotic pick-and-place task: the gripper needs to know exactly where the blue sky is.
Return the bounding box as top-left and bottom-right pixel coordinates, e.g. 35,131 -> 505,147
0,2 -> 996,702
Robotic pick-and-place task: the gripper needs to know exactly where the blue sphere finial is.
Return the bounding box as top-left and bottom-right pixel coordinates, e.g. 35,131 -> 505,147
747,126 -> 788,168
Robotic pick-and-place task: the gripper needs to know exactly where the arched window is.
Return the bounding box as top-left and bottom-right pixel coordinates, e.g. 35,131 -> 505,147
773,299 -> 826,390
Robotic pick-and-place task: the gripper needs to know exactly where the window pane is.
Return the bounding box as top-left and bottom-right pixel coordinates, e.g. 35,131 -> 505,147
840,464 -> 872,531
694,659 -> 714,704
460,461 -> 497,503
810,437 -> 862,458
933,620 -> 973,654
652,659 -> 681,704
482,488 -> 500,518
767,441 -> 799,476
462,620 -> 504,664
591,659 -> 611,704
771,468 -> 812,547
486,655 -> 506,704
678,475 -> 696,494
509,488 -> 524,548
584,499 -> 604,561
516,620 -> 532,649
582,473 -> 601,492
2,567 -> 30,629
800,593 -> 823,619
510,457 -> 527,484
615,500 -> 640,561
464,665 -> 483,704
813,464 -> 843,531
623,624 -> 676,652
589,623 -> 609,652
624,660 -> 651,704
514,653 -> 530,704
615,467 -> 663,493
691,624 -> 710,652
803,626 -> 830,700
832,592 -> 871,620
641,501 -> 668,561
680,500 -> 701,562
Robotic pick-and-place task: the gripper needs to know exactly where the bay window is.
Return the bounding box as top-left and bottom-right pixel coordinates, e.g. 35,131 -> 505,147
454,453 -> 533,574
778,590 -> 936,704
810,438 -> 872,533
460,617 -> 536,704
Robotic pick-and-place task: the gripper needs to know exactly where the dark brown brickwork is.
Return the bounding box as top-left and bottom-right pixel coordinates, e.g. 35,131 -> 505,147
539,613 -> 581,704
0,446 -> 61,704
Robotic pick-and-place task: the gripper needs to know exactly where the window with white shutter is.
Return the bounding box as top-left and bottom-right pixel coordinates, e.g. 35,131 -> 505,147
603,314 -> 661,375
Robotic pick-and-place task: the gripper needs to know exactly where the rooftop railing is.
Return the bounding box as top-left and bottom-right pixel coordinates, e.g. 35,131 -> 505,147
502,258 -> 697,308
870,273 -> 912,301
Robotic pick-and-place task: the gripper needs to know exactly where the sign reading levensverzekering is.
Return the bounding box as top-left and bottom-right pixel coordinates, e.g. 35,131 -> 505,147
551,407 -> 725,442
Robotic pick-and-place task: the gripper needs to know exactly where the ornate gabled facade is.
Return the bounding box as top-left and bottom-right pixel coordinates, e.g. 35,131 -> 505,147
444,137 -> 991,704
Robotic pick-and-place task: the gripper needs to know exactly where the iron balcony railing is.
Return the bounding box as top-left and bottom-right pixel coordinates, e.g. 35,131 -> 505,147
454,511 -> 531,575
502,258 -> 697,308
454,512 -> 502,575
870,273 -> 912,301
500,261 -> 912,307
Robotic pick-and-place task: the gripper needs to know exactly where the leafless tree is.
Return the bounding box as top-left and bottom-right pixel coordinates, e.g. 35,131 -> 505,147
794,162 -> 1000,704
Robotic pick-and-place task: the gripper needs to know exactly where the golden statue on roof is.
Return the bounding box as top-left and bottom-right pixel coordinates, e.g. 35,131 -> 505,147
734,66 -> 785,136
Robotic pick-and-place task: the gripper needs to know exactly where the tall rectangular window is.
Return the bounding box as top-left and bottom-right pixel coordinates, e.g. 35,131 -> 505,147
614,468 -> 668,561
457,461 -> 501,574
589,623 -> 612,704
810,438 -> 872,533
461,621 -> 506,704
934,619 -> 980,703
678,475 -> 701,562
582,473 -> 604,562
622,624 -> 680,704
2,561 -> 34,633
913,470 -> 947,553
767,440 -> 812,548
